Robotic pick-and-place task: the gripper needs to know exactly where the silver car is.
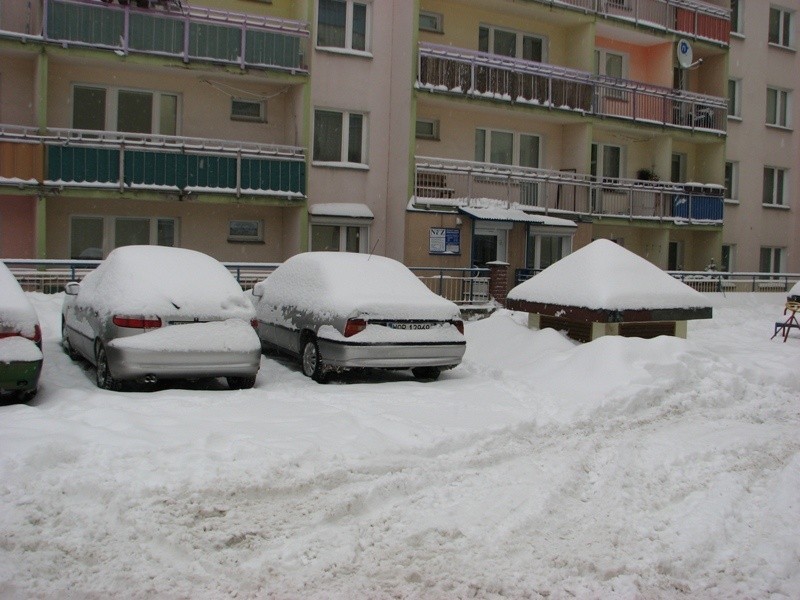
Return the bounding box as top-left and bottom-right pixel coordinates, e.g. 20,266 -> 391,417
62,246 -> 261,391
251,252 -> 466,382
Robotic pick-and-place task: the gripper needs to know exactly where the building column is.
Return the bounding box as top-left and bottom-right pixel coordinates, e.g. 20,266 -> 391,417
487,261 -> 510,306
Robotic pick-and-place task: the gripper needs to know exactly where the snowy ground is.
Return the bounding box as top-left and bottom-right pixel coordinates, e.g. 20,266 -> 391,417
1,292 -> 799,599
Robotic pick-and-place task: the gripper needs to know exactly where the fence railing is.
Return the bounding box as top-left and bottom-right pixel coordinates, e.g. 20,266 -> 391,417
7,260 -> 796,306
0,125 -> 307,198
521,0 -> 730,44
0,0 -> 310,74
415,157 -> 724,224
418,43 -> 728,134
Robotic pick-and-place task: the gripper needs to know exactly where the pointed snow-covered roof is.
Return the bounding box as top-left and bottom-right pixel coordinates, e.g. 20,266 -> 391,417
507,239 -> 711,311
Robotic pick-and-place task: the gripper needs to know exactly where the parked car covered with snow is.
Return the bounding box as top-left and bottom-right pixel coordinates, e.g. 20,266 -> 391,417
0,263 -> 43,403
251,252 -> 466,382
62,246 -> 261,391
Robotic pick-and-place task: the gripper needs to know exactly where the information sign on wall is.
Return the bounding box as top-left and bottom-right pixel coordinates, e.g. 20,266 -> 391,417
429,227 -> 460,255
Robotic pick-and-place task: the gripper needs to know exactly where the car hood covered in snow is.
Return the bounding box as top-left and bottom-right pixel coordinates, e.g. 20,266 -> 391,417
0,263 -> 39,338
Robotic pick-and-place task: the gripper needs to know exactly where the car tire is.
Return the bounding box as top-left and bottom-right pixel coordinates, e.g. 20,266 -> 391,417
95,342 -> 121,391
412,366 -> 441,381
62,321 -> 81,361
227,376 -> 256,390
301,337 -> 328,383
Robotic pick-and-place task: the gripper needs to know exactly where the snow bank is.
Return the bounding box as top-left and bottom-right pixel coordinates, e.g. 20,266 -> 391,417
0,337 -> 42,363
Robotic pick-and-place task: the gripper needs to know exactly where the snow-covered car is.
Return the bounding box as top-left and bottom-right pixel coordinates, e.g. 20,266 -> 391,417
0,263 -> 43,403
251,252 -> 466,382
62,246 -> 261,391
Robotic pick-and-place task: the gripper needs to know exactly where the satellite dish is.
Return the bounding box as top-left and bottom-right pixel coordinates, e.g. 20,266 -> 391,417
676,39 -> 693,69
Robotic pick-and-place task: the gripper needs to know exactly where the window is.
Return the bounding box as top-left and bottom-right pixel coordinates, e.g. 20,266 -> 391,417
475,129 -> 540,167
760,247 -> 785,273
725,161 -> 739,201
72,85 -> 179,135
228,220 -> 263,242
591,143 -> 624,180
478,25 -> 545,62
731,0 -> 743,35
721,244 -> 736,272
317,0 -> 369,53
763,166 -> 788,205
526,230 -> 572,271
69,216 -> 177,259
415,118 -> 440,140
671,153 -> 687,183
231,99 -> 265,122
472,223 -> 509,269
310,224 -> 365,252
419,11 -> 443,33
594,49 -> 626,79
313,109 -> 367,165
728,79 -> 742,118
766,87 -> 791,127
769,6 -> 793,48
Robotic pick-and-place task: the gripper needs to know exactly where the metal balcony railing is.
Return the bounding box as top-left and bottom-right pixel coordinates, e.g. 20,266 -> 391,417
0,0 -> 310,73
414,157 -> 724,224
418,44 -> 727,134
0,125 -> 306,198
523,0 -> 730,44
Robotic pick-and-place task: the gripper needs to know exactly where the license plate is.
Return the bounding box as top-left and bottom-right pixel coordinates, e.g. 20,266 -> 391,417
387,322 -> 432,330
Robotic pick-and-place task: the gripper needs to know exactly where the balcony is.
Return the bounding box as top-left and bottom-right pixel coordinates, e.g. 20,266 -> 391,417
0,125 -> 306,199
418,43 -> 727,134
0,0 -> 310,74
524,0 -> 730,45
414,157 -> 724,224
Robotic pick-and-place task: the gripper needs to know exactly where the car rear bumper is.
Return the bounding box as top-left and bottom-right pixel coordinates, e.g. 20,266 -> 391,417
317,339 -> 466,369
104,346 -> 261,381
0,360 -> 42,393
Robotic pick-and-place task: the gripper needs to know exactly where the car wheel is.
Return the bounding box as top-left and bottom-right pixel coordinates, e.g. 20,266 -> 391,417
62,320 -> 80,361
412,366 -> 441,381
227,376 -> 256,390
301,338 -> 328,383
95,342 -> 121,391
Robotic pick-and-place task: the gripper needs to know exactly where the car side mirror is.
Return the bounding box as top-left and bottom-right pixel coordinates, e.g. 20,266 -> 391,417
251,281 -> 265,299
64,281 -> 80,296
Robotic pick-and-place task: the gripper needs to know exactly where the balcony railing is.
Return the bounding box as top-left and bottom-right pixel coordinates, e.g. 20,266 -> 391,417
414,157 -> 724,224
0,125 -> 306,198
0,0 -> 310,73
418,44 -> 727,134
525,0 -> 730,44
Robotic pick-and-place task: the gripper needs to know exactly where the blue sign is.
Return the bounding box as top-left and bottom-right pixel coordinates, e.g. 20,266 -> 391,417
429,227 -> 461,255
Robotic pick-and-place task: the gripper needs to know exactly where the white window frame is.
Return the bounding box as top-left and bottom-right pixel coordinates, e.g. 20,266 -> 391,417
592,143 -> 626,180
763,166 -> 788,206
230,98 -> 266,123
766,86 -> 791,128
316,0 -> 372,55
721,244 -> 736,272
594,48 -> 628,79
730,0 -> 744,35
312,108 -> 369,167
308,217 -> 370,253
69,215 -> 179,259
419,11 -> 443,33
228,219 -> 264,242
416,118 -> 440,140
71,84 -> 181,135
728,78 -> 742,119
725,161 -> 739,203
760,246 -> 785,273
475,128 -> 541,168
768,6 -> 794,49
527,227 -> 573,271
478,24 -> 548,62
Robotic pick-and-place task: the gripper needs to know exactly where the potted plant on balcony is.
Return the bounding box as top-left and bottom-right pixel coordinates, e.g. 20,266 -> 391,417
636,168 -> 659,182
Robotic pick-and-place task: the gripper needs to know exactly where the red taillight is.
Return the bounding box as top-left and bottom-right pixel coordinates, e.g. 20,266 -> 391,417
344,318 -> 367,338
31,324 -> 42,343
250,318 -> 259,330
112,315 -> 162,329
452,320 -> 464,335
0,324 -> 41,343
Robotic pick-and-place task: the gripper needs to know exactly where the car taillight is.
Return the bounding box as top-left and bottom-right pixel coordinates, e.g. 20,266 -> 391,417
452,320 -> 464,335
250,318 -> 259,330
112,315 -> 162,329
31,324 -> 42,343
344,318 -> 367,337
0,324 -> 41,342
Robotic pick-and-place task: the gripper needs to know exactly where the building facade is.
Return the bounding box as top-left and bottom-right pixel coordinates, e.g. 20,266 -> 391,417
1,0 -> 741,279
724,0 -> 800,273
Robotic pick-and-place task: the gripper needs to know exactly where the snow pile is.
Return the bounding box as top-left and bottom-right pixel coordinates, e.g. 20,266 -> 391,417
0,262 -> 40,338
0,337 -> 42,363
0,291 -> 798,599
508,239 -> 711,310
109,320 -> 260,353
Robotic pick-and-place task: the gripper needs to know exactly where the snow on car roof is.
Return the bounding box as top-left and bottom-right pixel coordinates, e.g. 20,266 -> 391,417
76,246 -> 254,319
507,239 -> 712,310
261,252 -> 461,319
0,262 -> 39,337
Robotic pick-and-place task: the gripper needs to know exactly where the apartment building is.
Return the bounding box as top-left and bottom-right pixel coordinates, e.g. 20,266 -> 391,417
1,0 -> 734,280
407,0 -> 731,276
0,0 -> 312,262
725,0 -> 800,273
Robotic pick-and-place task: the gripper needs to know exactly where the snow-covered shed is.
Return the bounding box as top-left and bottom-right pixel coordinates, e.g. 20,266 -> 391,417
506,239 -> 713,342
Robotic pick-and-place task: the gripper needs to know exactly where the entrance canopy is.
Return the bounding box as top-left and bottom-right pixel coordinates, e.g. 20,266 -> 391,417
458,207 -> 576,230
